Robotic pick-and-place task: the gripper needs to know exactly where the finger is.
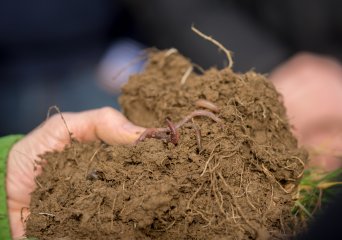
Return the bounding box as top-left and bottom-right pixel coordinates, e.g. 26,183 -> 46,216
8,209 -> 26,239
269,53 -> 342,137
44,107 -> 145,146
90,107 -> 146,145
9,107 -> 145,188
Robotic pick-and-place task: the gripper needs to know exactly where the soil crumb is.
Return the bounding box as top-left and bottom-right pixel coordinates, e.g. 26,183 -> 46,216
26,50 -> 307,239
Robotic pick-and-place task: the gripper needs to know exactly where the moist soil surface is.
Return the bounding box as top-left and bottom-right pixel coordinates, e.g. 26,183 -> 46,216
26,50 -> 307,239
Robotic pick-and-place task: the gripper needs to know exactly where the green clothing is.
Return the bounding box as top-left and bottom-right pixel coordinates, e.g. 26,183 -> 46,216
0,135 -> 24,240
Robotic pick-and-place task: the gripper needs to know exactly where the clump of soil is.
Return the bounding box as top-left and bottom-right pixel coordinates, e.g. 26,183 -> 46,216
26,50 -> 307,239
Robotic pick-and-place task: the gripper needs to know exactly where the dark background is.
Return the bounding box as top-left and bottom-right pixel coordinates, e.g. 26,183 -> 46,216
0,0 -> 341,238
1,0 -> 342,136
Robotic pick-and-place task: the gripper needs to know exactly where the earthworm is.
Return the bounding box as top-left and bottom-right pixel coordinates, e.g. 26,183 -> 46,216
195,99 -> 220,113
175,110 -> 222,129
135,110 -> 222,145
135,127 -> 169,144
166,117 -> 179,145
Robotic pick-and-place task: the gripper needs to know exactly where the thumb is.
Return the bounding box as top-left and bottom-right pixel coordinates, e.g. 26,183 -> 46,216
90,107 -> 145,145
43,107 -> 145,146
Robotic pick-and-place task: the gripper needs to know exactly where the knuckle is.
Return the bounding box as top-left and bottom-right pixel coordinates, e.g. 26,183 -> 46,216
99,106 -> 115,115
99,106 -> 121,118
291,53 -> 339,72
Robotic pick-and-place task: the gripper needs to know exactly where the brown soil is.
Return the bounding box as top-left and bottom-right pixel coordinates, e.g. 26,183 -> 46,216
26,50 -> 307,239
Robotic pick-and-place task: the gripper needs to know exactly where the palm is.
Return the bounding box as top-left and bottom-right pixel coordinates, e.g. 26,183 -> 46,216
6,107 -> 144,238
7,116 -> 73,238
270,53 -> 342,170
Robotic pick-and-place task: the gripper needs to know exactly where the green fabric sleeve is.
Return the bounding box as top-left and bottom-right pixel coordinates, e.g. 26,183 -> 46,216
0,135 -> 24,240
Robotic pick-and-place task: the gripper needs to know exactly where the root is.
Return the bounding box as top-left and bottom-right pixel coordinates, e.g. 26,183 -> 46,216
187,182 -> 205,209
258,102 -> 267,119
38,212 -> 55,217
47,105 -> 72,142
261,164 -> 292,194
200,144 -> 219,176
211,171 -> 227,218
191,25 -> 234,69
31,157 -> 44,189
272,112 -> 285,124
262,184 -> 274,223
133,169 -> 153,185
180,66 -> 193,85
192,62 -> 205,73
283,156 -> 305,180
229,202 -> 238,223
218,172 -> 259,236
155,220 -> 177,232
202,136 -> 230,152
74,193 -> 96,205
245,182 -> 258,211
291,156 -> 305,178
192,209 -> 211,224
207,161 -> 221,174
203,216 -> 215,228
85,145 -> 103,177
20,207 -> 29,224
236,164 -> 245,196
165,48 -> 178,57
35,177 -> 43,188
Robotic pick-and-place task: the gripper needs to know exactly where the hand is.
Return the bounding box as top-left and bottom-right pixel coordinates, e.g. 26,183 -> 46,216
6,107 -> 145,238
270,53 -> 342,170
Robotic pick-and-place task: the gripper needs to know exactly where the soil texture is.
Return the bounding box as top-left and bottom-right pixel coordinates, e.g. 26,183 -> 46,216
26,50 -> 307,239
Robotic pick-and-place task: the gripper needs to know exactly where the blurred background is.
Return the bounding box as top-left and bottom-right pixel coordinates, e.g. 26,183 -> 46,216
1,0 -> 342,135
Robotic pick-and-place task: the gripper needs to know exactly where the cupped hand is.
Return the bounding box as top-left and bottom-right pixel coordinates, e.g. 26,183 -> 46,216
6,107 -> 145,238
270,53 -> 342,170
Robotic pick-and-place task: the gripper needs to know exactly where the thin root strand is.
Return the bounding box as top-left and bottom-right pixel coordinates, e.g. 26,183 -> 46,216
191,25 -> 234,69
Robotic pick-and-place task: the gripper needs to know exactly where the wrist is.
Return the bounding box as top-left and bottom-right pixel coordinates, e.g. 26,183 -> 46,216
0,135 -> 24,240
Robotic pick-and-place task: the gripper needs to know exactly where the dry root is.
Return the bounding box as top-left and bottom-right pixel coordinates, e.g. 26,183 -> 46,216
191,25 -> 234,69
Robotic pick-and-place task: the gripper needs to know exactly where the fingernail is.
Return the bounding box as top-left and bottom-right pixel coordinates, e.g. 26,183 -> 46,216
122,122 -> 145,135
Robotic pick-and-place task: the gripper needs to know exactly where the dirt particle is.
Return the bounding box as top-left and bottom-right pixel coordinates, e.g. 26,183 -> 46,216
26,50 -> 307,239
